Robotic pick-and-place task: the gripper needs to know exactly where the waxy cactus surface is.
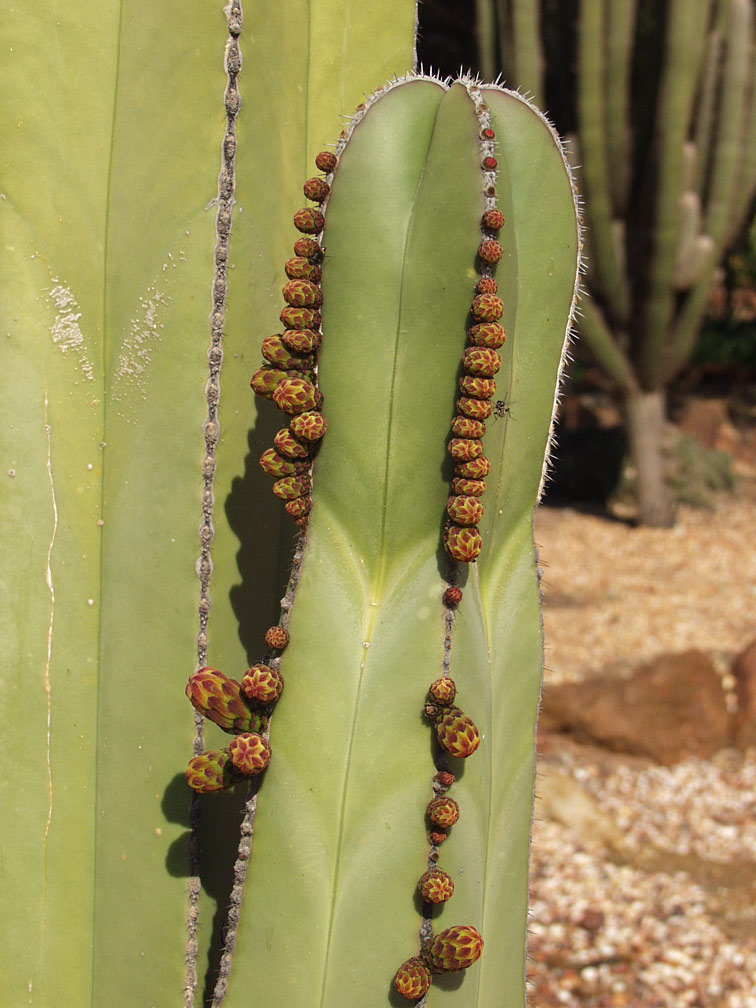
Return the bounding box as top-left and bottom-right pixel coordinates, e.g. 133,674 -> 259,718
0,2 -> 419,1005
214,76 -> 579,1008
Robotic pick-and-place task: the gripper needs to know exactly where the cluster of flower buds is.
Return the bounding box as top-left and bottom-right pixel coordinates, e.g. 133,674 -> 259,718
250,150 -> 337,528
393,676 -> 483,999
184,624 -> 289,793
424,677 -> 481,761
393,925 -> 485,999
444,127 -> 507,564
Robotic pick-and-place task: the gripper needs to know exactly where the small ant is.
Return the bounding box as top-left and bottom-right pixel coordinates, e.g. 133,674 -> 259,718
492,400 -> 514,421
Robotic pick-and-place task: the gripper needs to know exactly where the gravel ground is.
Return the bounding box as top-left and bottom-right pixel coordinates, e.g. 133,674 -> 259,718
528,492 -> 756,1008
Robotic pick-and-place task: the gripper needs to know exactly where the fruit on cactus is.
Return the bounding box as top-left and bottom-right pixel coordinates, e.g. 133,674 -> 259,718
303,177 -> 330,202
271,376 -> 323,414
457,396 -> 493,420
258,448 -> 308,478
261,334 -> 314,370
427,795 -> 460,828
470,292 -> 504,321
289,410 -> 327,440
454,454 -> 491,478
227,733 -> 272,775
284,496 -> 313,519
418,868 -> 455,903
315,149 -> 338,172
263,625 -> 289,650
271,474 -> 311,500
451,475 -> 486,496
458,374 -> 497,399
282,278 -> 323,307
450,415 -> 486,438
442,586 -> 463,608
443,524 -> 484,563
186,749 -> 243,794
428,677 -> 457,705
292,207 -> 325,234
273,427 -> 310,459
446,494 -> 485,526
468,321 -> 507,348
433,770 -> 456,790
481,208 -> 506,230
293,235 -> 324,258
185,668 -> 267,734
241,664 -> 284,704
477,238 -> 503,263
285,255 -> 322,280
432,705 -> 482,758
279,305 -> 321,329
250,365 -> 289,398
424,925 -> 485,973
280,328 -> 322,353
462,346 -> 502,376
393,957 -> 433,1000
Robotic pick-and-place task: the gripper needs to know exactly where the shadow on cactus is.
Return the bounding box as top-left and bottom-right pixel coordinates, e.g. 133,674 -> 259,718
186,73 -> 580,1007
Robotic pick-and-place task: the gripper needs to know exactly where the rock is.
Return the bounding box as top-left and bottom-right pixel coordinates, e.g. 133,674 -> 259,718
535,764 -> 628,854
676,397 -> 732,451
539,651 -> 730,765
577,907 -> 605,932
731,637 -> 756,748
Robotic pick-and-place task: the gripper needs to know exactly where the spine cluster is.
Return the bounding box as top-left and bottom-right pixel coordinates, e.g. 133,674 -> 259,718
249,149 -> 337,528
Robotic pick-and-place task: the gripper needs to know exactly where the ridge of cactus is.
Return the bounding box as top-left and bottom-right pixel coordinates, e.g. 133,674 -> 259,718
187,67 -> 580,1008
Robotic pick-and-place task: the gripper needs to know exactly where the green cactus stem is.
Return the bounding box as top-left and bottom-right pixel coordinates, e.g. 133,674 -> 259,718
0,1 -> 418,1005
199,74 -> 579,1007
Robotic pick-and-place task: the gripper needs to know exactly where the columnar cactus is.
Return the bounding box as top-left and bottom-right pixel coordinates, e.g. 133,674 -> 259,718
484,0 -> 756,525
0,2 -> 417,1006
188,75 -> 579,1006
2,5 -> 579,1008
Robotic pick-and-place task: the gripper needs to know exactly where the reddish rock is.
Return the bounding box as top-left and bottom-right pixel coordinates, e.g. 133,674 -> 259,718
539,651 -> 729,765
731,637 -> 756,748
675,396 -> 741,456
577,907 -> 605,932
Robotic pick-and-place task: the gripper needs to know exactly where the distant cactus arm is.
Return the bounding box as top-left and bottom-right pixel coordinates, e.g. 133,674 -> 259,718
605,0 -> 637,214
730,62 -> 756,244
477,0 -> 499,83
638,0 -> 710,387
665,0 -> 756,382
693,29 -> 722,199
577,292 -> 637,393
510,0 -> 545,108
705,0 -> 753,246
576,0 -> 630,326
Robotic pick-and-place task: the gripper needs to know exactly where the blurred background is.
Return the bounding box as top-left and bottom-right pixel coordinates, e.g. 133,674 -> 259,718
417,2 -> 756,1005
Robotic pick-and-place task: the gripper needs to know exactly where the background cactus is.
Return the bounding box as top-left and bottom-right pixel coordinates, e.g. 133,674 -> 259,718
1,5 -> 579,1008
475,0 -> 756,525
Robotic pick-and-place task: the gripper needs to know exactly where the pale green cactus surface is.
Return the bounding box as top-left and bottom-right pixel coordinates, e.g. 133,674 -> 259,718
0,1 -> 416,1005
1,3 -> 579,1007
216,78 -> 579,1006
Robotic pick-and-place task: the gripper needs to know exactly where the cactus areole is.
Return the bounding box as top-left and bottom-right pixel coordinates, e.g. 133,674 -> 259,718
187,74 -> 579,1007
